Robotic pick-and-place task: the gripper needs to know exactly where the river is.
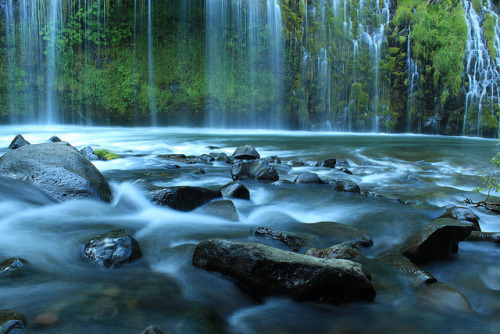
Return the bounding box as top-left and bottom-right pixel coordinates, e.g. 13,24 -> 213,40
0,125 -> 498,333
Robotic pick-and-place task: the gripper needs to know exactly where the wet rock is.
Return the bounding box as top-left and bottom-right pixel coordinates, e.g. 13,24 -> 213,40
401,218 -> 473,263
0,142 -> 112,202
439,205 -> 480,231
208,152 -> 233,164
140,325 -> 164,334
294,172 -> 324,184
34,312 -> 59,326
162,164 -> 180,170
80,146 -> 100,161
465,231 -> 500,243
231,160 -> 279,182
189,168 -> 206,175
206,146 -> 220,150
330,179 -> 361,193
8,134 -> 30,150
84,228 -> 143,268
320,158 -> 337,168
195,154 -> 214,163
0,309 -> 27,334
306,241 -> 361,260
305,160 -> 321,167
148,186 -> 221,211
262,155 -> 281,164
297,221 -> 373,247
48,136 -> 62,143
0,258 -> 29,276
272,180 -> 294,185
417,282 -> 473,313
192,239 -> 376,305
232,145 -> 260,160
336,160 -> 350,167
287,160 -> 305,166
197,200 -> 239,221
340,167 -> 353,175
376,251 -> 437,287
254,227 -> 309,251
157,154 -> 195,164
220,181 -> 250,200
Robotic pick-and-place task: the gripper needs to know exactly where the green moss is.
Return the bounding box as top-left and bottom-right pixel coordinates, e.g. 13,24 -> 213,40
93,149 -> 120,161
483,14 -> 497,60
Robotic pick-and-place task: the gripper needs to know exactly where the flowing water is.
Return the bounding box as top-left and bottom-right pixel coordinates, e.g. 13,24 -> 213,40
0,125 -> 499,333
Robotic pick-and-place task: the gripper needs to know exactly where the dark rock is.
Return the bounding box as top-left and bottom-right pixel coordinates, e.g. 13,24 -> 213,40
195,154 -> 214,163
0,309 -> 26,334
305,241 -> 361,260
438,205 -> 480,231
139,325 -> 164,334
465,231 -> 500,243
0,142 -> 112,202
8,135 -> 30,150
206,146 -> 220,150
220,182 -> 250,200
294,172 -> 324,184
336,160 -> 350,167
208,152 -> 233,164
232,145 -> 260,160
271,180 -> 294,185
148,186 -> 221,211
376,251 -> 437,287
84,228 -> 143,268
320,158 -> 336,168
298,221 -> 373,247
163,164 -> 180,170
80,146 -> 100,161
330,180 -> 361,193
48,136 -> 62,143
401,218 -> 473,263
157,154 -> 195,164
262,155 -> 281,164
417,282 -> 473,313
192,239 -> 376,305
0,258 -> 29,275
287,160 -> 305,166
189,168 -> 206,175
197,200 -> 239,221
305,160 -> 321,167
340,167 -> 353,175
254,227 -> 309,251
231,160 -> 279,182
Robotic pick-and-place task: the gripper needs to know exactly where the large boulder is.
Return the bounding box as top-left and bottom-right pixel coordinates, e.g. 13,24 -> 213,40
8,135 -> 30,150
376,251 -> 437,287
84,228 -> 143,268
192,239 -> 376,305
294,172 -> 324,184
0,309 -> 27,334
219,182 -> 250,200
438,205 -> 480,230
231,160 -> 279,182
148,186 -> 221,211
0,142 -> 112,202
401,218 -> 473,263
305,241 -> 361,261
254,227 -> 309,251
232,145 -> 260,160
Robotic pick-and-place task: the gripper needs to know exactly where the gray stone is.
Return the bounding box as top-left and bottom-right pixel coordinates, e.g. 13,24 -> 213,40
298,221 -> 373,247
0,142 -> 112,202
254,227 -> 309,251
220,182 -> 250,200
8,135 -> 30,150
320,158 -> 337,168
80,146 -> 100,161
417,282 -> 473,313
294,172 -> 324,184
192,239 -> 376,305
305,241 -> 362,260
232,145 -> 260,160
466,231 -> 500,243
0,258 -> 29,276
0,309 -> 27,334
330,179 -> 361,193
231,160 -> 279,182
208,152 -> 233,164
148,186 -> 221,212
197,200 -> 239,221
376,251 -> 437,287
139,325 -> 164,334
439,205 -> 480,231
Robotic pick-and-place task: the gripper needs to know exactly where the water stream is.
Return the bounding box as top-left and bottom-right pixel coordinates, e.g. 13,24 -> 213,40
0,125 -> 498,333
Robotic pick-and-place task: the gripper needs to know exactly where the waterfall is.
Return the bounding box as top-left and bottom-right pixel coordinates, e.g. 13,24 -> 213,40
461,0 -> 500,136
148,0 -> 157,126
407,27 -> 420,132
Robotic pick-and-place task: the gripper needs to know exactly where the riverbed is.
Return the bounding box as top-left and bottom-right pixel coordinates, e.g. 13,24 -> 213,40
0,125 -> 499,333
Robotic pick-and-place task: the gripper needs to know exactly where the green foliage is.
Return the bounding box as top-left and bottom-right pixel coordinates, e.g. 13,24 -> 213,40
475,146 -> 500,201
93,149 -> 120,160
483,14 -> 497,60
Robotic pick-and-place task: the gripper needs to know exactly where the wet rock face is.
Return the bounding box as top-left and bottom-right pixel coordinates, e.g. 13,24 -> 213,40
298,221 -> 373,247
330,180 -> 361,193
80,146 -> 100,161
305,241 -> 361,260
0,309 -> 27,334
254,227 -> 309,251
0,142 -> 112,202
84,228 -> 143,268
232,145 -> 260,160
192,239 -> 376,305
231,160 -> 279,182
0,258 -> 29,276
376,251 -> 437,287
8,134 -> 30,150
466,231 -> 500,243
294,172 -> 324,184
219,182 -> 250,200
320,158 -> 336,168
148,186 -> 221,211
401,218 -> 473,263
439,205 -> 480,231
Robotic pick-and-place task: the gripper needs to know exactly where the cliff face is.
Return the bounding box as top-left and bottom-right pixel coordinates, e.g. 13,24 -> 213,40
0,0 -> 499,137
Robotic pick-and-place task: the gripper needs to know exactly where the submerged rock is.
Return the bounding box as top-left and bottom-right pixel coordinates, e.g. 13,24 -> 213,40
340,167 -> 353,175
401,218 -> 473,263
139,325 -> 164,334
148,186 -> 221,211
220,182 -> 250,200
466,231 -> 500,243
84,228 -> 143,268
298,221 -> 373,247
294,172 -> 324,184
157,154 -> 195,164
376,251 -> 437,287
438,205 -> 480,230
0,258 -> 29,276
162,164 -> 180,170
254,227 -> 309,251
197,200 -> 239,221
305,241 -> 361,260
8,134 -> 30,150
320,158 -> 336,168
232,145 -> 260,160
0,309 -> 26,334
0,142 -> 112,202
231,160 -> 279,182
417,282 -> 473,313
330,179 -> 361,193
192,239 -> 376,305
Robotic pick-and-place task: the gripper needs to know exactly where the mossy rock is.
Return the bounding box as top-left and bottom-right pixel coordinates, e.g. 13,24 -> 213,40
93,149 -> 120,161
